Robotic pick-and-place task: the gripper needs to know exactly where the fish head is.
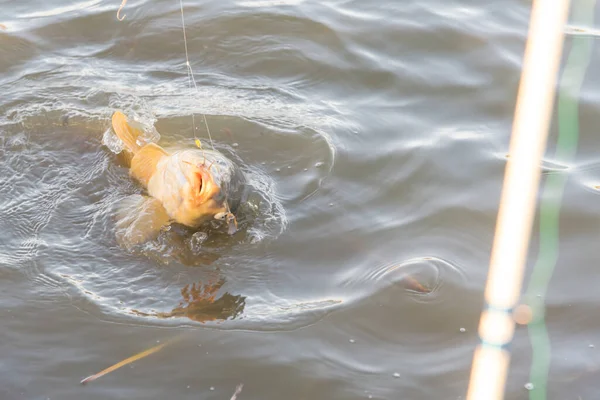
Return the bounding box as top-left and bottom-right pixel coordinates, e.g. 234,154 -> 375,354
173,155 -> 230,226
173,150 -> 239,234
184,161 -> 228,219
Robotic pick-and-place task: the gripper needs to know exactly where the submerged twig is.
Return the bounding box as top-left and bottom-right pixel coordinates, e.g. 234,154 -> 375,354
116,0 -> 127,21
230,384 -> 244,400
81,335 -> 183,385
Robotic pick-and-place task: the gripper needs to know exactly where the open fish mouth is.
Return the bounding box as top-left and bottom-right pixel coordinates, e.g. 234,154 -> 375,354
196,166 -> 214,199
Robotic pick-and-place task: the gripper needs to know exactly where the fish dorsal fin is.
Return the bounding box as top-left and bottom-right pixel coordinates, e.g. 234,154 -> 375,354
130,143 -> 169,187
112,111 -> 144,153
114,194 -> 172,249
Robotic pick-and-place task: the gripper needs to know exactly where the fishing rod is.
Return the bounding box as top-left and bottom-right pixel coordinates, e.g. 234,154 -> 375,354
466,1 -> 571,399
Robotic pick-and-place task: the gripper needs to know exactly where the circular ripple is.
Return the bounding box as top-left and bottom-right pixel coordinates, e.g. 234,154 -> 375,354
1,103 -> 338,331
337,255 -> 468,307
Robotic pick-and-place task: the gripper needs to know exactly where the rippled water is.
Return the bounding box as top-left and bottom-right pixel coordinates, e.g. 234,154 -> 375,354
2,1 -> 600,399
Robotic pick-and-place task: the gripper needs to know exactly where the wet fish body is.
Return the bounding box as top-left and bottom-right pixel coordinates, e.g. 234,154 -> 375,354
110,111 -> 246,246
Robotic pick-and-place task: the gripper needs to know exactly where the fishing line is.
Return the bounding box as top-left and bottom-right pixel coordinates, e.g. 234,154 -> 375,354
179,2 -> 238,232
115,0 -> 215,150
525,1 -> 595,398
178,0 -> 237,226
178,0 -> 215,151
115,1 -> 237,226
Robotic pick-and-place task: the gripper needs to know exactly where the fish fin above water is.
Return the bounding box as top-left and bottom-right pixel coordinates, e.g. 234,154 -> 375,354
111,111 -> 144,153
130,143 -> 169,187
114,194 -> 171,249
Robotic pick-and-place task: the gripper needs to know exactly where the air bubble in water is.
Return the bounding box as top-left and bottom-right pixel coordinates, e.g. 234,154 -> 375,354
524,383 -> 534,390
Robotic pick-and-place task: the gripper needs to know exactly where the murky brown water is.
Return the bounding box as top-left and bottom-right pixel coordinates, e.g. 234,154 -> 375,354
2,1 -> 600,399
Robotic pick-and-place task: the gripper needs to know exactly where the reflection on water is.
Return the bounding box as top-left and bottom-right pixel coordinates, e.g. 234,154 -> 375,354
133,278 -> 246,323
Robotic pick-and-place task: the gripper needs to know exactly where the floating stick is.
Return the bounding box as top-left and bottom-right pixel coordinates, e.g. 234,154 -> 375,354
81,335 -> 183,385
230,383 -> 244,400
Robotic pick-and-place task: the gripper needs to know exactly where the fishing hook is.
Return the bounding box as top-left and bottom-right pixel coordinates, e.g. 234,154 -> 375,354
117,0 -> 127,21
